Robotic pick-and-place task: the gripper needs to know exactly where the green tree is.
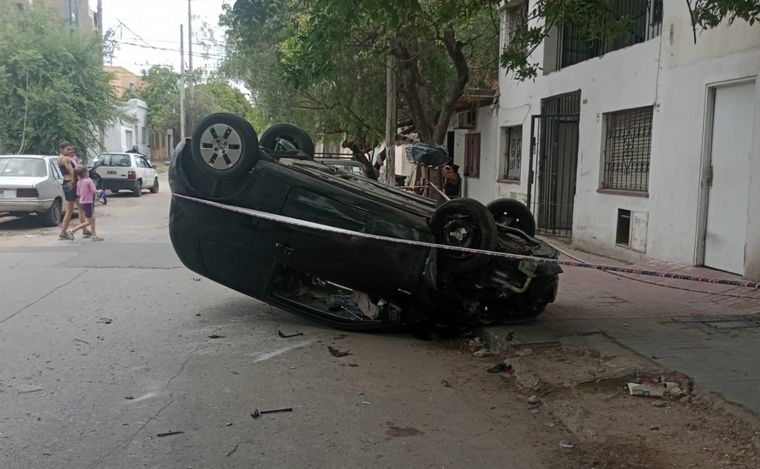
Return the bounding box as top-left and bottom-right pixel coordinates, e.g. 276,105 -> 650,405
0,2 -> 123,157
501,0 -> 760,80
138,65 -> 181,134
138,65 -> 259,143
222,0 -> 501,148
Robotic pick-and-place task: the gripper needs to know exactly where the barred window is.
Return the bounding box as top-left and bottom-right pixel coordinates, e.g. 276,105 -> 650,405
501,126 -> 521,181
506,1 -> 529,44
601,106 -> 653,192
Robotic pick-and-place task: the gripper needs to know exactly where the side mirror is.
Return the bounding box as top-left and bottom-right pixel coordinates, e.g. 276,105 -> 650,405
151,164 -> 157,169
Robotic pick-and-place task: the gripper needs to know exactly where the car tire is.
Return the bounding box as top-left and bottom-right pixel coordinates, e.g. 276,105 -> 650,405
150,178 -> 159,193
486,198 -> 536,236
430,198 -> 497,274
191,113 -> 260,179
42,199 -> 62,227
259,123 -> 315,157
134,180 -> 142,197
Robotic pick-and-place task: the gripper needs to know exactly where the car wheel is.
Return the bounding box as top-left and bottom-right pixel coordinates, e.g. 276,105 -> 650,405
42,199 -> 62,227
259,123 -> 315,157
430,198 -> 497,274
191,113 -> 260,179
150,178 -> 159,193
134,180 -> 142,197
486,198 -> 536,236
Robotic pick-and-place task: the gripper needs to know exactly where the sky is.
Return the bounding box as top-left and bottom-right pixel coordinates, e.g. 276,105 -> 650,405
92,0 -> 231,76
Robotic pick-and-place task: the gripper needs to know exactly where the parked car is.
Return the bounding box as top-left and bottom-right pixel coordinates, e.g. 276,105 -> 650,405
0,155 -> 64,226
169,113 -> 561,331
91,152 -> 159,196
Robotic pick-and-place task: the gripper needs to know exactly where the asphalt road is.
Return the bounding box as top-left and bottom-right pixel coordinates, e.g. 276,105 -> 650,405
0,175 -> 562,469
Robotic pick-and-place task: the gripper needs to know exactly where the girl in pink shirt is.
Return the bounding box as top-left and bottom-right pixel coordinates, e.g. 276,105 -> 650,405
69,166 -> 103,241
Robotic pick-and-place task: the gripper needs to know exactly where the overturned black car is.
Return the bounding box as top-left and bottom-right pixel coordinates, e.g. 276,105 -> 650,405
169,113 -> 561,330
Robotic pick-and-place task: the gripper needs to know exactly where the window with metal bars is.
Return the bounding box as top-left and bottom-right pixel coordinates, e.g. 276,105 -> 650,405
465,133 -> 481,178
556,0 -> 662,70
505,1 -> 529,44
601,106 -> 653,193
501,126 -> 522,181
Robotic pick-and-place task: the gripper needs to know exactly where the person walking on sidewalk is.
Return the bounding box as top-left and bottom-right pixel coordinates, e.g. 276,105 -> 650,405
68,166 -> 103,241
57,141 -> 79,240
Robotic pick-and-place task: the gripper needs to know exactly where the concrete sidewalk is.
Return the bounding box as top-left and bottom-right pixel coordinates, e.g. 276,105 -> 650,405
478,237 -> 760,414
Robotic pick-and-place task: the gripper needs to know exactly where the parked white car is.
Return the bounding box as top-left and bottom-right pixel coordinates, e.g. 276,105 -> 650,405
0,155 -> 65,226
91,152 -> 158,196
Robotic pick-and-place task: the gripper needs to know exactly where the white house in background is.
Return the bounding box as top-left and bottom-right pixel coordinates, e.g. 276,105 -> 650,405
460,0 -> 760,280
102,98 -> 150,155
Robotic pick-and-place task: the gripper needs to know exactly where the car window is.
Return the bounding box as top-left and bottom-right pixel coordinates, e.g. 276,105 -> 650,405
100,154 -> 132,167
0,158 -> 46,177
49,161 -> 62,179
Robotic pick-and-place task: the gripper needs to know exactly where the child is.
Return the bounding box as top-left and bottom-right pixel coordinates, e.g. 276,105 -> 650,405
68,166 -> 103,241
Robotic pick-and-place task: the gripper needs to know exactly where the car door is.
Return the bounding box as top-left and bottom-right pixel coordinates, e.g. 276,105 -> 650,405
142,156 -> 157,186
47,158 -> 65,201
136,156 -> 150,185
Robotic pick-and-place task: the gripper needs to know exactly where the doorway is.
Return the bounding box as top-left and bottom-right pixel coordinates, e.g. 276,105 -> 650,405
701,80 -> 756,274
528,91 -> 581,237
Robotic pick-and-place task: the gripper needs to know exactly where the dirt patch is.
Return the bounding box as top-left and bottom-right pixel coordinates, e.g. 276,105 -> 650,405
457,334 -> 760,468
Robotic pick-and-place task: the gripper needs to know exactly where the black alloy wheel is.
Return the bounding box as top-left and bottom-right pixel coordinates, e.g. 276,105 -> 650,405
430,198 -> 497,273
486,198 -> 536,236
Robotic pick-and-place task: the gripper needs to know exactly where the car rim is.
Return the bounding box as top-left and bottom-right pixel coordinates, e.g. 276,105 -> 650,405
441,216 -> 480,259
198,123 -> 244,170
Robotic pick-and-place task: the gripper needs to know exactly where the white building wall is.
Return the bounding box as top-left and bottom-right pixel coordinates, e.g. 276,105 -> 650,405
461,105 -> 500,203
495,1 -> 760,279
102,99 -> 150,155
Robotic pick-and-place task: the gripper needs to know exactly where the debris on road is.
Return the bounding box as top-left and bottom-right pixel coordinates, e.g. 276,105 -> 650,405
192,278 -> 201,281
278,330 -> 304,338
226,444 -> 239,457
98,317 -> 113,324
527,395 -> 540,405
328,346 -> 351,357
559,441 -> 575,449
472,348 -> 493,358
251,407 -> 293,418
208,334 -> 225,339
627,379 -> 682,398
125,395 -> 134,400
156,431 -> 184,437
441,379 -> 452,388
16,384 -> 42,394
74,338 -> 90,345
487,362 -> 513,374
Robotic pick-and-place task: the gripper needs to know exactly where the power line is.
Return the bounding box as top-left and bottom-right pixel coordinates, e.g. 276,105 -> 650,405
115,40 -> 227,62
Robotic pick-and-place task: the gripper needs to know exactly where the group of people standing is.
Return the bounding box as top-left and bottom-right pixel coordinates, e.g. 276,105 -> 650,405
57,140 -> 103,241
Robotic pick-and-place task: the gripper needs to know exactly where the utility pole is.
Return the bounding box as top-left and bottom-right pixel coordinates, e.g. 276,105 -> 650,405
180,24 -> 186,140
187,0 -> 194,129
96,0 -> 103,36
384,54 -> 397,185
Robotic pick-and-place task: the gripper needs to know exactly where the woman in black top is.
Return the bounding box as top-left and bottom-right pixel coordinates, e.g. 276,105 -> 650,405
57,140 -> 78,240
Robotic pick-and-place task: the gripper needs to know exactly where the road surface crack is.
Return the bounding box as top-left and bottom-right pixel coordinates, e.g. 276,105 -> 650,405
0,269 -> 89,324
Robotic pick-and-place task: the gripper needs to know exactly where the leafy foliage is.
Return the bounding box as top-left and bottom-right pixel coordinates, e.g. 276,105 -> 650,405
137,65 -> 258,141
690,0 -> 760,27
0,2 -> 123,157
222,0 -> 501,146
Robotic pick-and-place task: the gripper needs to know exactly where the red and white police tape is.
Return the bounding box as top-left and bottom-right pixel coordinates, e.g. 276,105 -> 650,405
173,194 -> 760,290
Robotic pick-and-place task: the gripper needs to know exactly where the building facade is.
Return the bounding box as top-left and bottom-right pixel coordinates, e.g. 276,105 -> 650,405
102,98 -> 150,155
462,0 -> 760,280
9,0 -> 93,32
